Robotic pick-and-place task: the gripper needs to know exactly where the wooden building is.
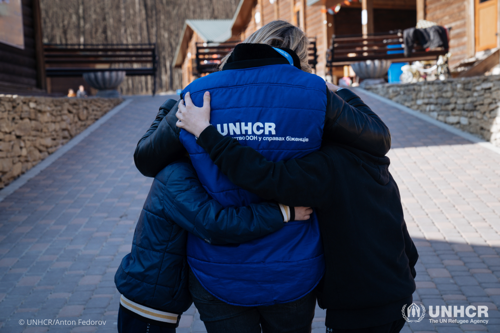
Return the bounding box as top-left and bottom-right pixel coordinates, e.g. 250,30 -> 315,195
176,0 -> 500,86
0,0 -> 46,94
174,19 -> 235,87
175,0 -> 419,86
419,0 -> 500,70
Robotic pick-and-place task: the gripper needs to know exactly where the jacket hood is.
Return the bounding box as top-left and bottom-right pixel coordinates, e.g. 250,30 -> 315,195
222,43 -> 301,71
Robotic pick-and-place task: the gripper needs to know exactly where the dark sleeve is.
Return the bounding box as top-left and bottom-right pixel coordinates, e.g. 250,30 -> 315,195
197,126 -> 334,208
133,99 -> 186,177
324,88 -> 391,157
161,162 -> 285,245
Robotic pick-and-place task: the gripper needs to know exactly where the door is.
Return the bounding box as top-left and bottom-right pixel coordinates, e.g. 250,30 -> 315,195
475,0 -> 498,52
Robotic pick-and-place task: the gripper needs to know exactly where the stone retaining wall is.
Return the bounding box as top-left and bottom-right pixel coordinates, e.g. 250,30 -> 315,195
0,96 -> 122,189
364,76 -> 500,147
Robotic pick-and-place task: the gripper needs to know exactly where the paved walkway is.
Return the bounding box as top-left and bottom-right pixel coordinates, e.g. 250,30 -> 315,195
0,91 -> 500,332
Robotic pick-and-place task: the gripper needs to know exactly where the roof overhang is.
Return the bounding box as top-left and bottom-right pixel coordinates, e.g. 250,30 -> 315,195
307,0 -> 322,5
173,20 -> 233,68
173,22 -> 194,68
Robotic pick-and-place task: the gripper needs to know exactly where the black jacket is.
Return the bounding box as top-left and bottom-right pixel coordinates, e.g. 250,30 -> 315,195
403,26 -> 449,57
195,122 -> 418,329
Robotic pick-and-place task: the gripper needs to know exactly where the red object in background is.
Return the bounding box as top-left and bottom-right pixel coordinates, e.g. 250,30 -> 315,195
323,4 -> 342,15
321,0 -> 359,15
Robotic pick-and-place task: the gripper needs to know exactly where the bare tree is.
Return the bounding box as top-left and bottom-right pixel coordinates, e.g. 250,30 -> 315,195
40,0 -> 240,95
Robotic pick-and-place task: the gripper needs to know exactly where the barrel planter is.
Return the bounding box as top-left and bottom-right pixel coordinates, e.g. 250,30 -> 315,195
83,71 -> 126,97
351,60 -> 392,87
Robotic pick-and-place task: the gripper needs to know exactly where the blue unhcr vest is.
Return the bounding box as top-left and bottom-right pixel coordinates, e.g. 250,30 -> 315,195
180,64 -> 327,306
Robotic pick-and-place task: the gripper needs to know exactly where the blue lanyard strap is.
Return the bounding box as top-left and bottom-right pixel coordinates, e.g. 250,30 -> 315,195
272,47 -> 294,66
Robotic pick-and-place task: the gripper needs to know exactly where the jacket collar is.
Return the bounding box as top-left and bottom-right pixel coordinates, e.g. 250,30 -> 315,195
222,44 -> 302,71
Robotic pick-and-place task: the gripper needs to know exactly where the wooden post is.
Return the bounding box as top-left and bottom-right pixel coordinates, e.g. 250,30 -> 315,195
300,0 -> 307,31
498,0 -> 500,53
274,0 -> 279,21
361,0 -> 374,36
466,0 -> 475,57
32,0 -> 46,90
416,0 -> 425,22
257,0 -> 264,28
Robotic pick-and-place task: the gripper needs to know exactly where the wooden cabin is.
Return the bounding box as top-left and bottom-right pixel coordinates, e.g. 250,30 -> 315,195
0,0 -> 46,94
175,0 -> 419,86
174,20 -> 235,86
176,0 -> 500,86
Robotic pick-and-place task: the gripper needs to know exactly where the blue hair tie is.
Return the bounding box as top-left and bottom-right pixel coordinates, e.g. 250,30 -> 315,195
272,47 -> 294,66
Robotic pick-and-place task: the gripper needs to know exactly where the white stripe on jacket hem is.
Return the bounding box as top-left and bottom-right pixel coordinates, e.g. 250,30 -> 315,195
120,295 -> 179,324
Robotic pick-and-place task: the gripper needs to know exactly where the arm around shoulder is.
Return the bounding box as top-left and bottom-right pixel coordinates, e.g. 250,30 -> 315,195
160,161 -> 285,245
197,126 -> 334,208
324,88 -> 391,156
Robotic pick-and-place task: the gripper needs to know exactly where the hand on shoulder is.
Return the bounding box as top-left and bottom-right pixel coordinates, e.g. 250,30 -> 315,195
176,91 -> 212,138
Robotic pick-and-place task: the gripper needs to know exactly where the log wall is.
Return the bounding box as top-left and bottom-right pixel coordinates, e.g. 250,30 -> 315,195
0,0 -> 45,94
425,0 -> 468,68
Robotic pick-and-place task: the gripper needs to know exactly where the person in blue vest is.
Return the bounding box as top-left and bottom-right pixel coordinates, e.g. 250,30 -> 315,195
132,21 -> 394,332
177,88 -> 418,333
115,151 -> 314,332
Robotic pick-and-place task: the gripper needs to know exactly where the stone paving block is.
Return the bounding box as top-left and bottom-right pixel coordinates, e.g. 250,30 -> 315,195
71,327 -> 97,333
85,296 -> 112,309
454,276 -> 480,286
418,289 -> 442,296
79,276 -> 102,286
67,291 -> 94,305
443,295 -> 467,301
474,273 -> 500,283
418,282 -> 438,289
175,329 -> 191,333
459,324 -> 487,331
22,328 -> 48,333
428,269 -> 452,278
179,314 -> 193,328
470,269 -> 492,274
485,288 -> 500,296
443,260 -> 465,266
486,325 -> 500,332
435,328 -> 466,333
48,293 -> 71,299
0,257 -> 19,267
58,305 -> 84,318
450,270 -> 476,277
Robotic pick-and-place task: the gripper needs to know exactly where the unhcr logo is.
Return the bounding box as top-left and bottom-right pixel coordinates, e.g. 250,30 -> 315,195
402,303 -> 426,323
216,122 -> 276,136
402,303 -> 490,324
